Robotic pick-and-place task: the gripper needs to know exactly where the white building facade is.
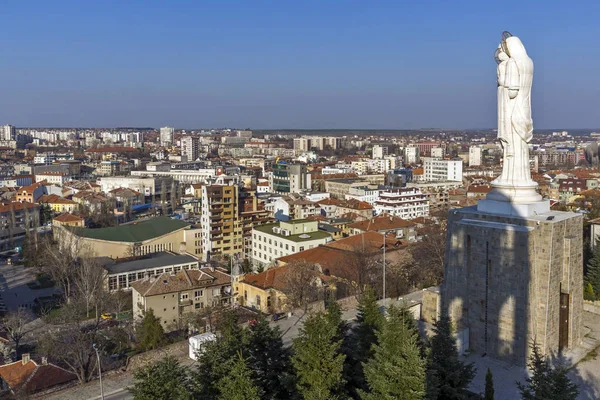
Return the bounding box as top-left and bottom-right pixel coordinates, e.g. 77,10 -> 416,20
374,188 -> 429,219
423,157 -> 463,182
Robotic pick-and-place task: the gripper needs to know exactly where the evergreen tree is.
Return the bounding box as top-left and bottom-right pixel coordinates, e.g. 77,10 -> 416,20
485,368 -> 494,400
585,247 -> 600,299
517,342 -> 579,400
130,356 -> 192,400
292,311 -> 346,400
325,296 -> 347,342
360,305 -> 425,400
584,282 -> 595,301
193,310 -> 247,400
246,316 -> 295,399
346,286 -> 385,394
426,313 -> 475,400
218,353 -> 262,400
136,309 -> 168,351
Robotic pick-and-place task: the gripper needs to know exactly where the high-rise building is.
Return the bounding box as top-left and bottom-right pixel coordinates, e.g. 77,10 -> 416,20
404,146 -> 420,164
293,138 -> 309,152
423,157 -> 463,182
309,137 -> 324,151
1,125 -> 15,141
372,144 -> 388,159
324,137 -> 339,150
469,146 -> 482,167
430,147 -> 445,158
160,126 -> 175,147
181,136 -> 200,161
201,184 -> 243,261
269,164 -> 311,194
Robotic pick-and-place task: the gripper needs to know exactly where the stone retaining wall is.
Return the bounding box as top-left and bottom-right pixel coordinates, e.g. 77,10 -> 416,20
584,300 -> 600,315
126,340 -> 188,372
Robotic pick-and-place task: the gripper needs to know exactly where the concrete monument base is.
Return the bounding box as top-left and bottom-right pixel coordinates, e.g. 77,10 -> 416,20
442,205 -> 583,366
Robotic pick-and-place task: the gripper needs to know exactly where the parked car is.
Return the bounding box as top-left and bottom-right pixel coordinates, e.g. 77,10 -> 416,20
100,312 -> 114,320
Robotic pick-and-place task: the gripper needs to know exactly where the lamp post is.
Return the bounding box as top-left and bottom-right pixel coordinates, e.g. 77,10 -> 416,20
382,232 -> 386,308
93,343 -> 104,400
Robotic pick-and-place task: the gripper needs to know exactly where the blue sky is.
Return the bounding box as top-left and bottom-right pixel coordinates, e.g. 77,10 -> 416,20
1,1 -> 598,129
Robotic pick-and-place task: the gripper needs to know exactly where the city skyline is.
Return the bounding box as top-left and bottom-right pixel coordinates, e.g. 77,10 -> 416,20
2,1 -> 599,129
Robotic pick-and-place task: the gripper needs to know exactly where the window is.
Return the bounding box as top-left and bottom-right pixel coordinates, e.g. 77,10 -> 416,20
195,303 -> 201,309
299,246 -> 304,251
244,290 -> 248,300
291,246 -> 295,252
118,275 -> 126,289
108,276 -> 117,291
285,244 -> 289,250
194,290 -> 203,299
180,293 -> 189,301
256,295 -> 261,306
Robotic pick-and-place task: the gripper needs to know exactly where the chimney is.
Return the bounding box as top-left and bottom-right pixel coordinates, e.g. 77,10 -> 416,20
41,357 -> 48,365
21,353 -> 30,365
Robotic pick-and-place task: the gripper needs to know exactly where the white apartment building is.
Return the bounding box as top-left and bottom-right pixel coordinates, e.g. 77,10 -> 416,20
351,161 -> 369,175
324,137 -> 339,150
423,157 -> 463,182
469,146 -> 482,167
131,169 -> 218,184
251,220 -> 331,268
345,185 -> 381,205
374,188 -> 430,219
404,146 -> 420,164
372,144 -> 388,159
160,126 -> 175,146
431,147 -> 445,158
369,158 -> 391,174
181,136 -> 200,161
293,138 -> 309,152
1,125 -> 15,141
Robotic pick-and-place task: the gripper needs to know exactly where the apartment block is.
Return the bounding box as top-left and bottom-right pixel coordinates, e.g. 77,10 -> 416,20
201,185 -> 243,261
374,188 -> 429,219
423,157 -> 463,182
251,219 -> 331,269
269,164 -> 311,194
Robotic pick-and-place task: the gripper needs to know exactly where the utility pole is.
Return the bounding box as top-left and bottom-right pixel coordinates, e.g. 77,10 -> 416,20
93,344 -> 104,400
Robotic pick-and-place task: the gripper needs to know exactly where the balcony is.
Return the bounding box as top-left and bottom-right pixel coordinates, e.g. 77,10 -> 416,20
210,214 -> 222,221
210,229 -> 221,234
179,299 -> 193,307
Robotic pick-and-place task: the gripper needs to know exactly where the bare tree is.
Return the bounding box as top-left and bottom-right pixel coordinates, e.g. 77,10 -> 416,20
342,246 -> 381,295
160,180 -> 168,216
2,310 -> 32,358
284,260 -> 321,312
8,203 -> 16,247
170,180 -> 177,213
41,233 -> 81,303
38,326 -> 100,383
73,256 -> 106,318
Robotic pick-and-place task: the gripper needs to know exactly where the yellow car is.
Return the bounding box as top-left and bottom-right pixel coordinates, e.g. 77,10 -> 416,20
100,312 -> 113,320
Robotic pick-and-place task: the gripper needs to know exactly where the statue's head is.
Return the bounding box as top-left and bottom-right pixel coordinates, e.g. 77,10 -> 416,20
504,36 -> 528,59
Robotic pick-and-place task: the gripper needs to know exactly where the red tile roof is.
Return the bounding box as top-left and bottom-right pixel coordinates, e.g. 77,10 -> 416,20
348,215 -> 415,232
0,359 -> 76,393
54,213 -> 84,223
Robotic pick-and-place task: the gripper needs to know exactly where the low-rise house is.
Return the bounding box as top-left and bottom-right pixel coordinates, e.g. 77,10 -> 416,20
131,267 -> 233,331
38,194 -> 78,213
335,199 -> 373,220
52,212 -> 85,228
348,214 -> 417,241
15,182 -> 46,203
0,354 -> 76,396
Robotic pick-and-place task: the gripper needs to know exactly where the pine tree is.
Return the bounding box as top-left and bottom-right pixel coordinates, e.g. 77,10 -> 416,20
586,248 -> 600,299
292,311 -> 346,400
246,316 -> 295,399
218,353 -> 262,400
193,310 -> 247,400
517,342 -> 579,400
131,356 -> 192,400
485,368 -> 494,400
584,282 -> 595,301
346,285 -> 385,394
426,313 -> 475,400
360,305 -> 425,400
136,309 -> 168,351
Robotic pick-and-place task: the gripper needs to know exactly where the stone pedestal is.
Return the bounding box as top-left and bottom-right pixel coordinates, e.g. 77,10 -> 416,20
442,205 -> 583,366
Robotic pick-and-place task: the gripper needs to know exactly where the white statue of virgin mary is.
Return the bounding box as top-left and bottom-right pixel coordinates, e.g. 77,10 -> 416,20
487,32 -> 542,204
